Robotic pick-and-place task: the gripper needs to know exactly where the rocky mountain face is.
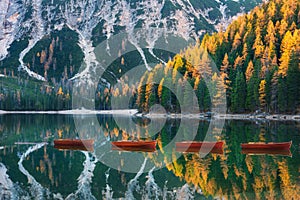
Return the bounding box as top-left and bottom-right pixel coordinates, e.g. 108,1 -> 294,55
0,0 -> 262,83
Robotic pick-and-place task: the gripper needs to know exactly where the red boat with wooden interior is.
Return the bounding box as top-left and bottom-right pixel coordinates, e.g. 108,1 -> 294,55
176,141 -> 224,150
241,141 -> 292,150
111,140 -> 157,149
54,139 -> 94,151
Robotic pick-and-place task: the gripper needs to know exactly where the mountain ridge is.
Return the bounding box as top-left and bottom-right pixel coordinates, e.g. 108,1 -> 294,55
0,0 -> 262,82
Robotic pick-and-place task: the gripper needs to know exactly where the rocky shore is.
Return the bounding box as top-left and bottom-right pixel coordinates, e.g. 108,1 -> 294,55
140,112 -> 300,121
1,109 -> 299,121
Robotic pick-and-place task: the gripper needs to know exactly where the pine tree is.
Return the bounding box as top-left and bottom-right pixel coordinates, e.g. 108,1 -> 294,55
242,43 -> 249,62
259,79 -> 267,111
264,71 -> 272,113
231,71 -> 246,113
57,87 -> 64,95
182,78 -> 194,113
158,78 -> 164,103
271,71 -> 279,113
267,1 -> 276,19
278,77 -> 287,112
279,19 -> 288,37
220,53 -> 231,110
279,31 -> 295,77
176,78 -> 184,113
196,78 -> 209,112
137,73 -> 147,112
246,72 -> 259,112
253,26 -> 265,59
199,50 -> 212,78
245,60 -> 254,82
286,52 -> 300,113
161,77 -> 172,112
232,32 -> 242,51
233,56 -> 243,69
145,72 -> 155,112
212,73 -> 226,113
265,21 -> 277,62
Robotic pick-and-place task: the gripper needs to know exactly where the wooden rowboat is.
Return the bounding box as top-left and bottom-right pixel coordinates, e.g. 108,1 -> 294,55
54,139 -> 94,151
111,140 -> 157,149
176,141 -> 224,149
241,149 -> 292,157
241,141 -> 292,150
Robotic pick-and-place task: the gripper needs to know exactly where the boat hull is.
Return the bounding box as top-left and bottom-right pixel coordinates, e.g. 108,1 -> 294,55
111,141 -> 157,149
241,141 -> 292,150
176,141 -> 224,149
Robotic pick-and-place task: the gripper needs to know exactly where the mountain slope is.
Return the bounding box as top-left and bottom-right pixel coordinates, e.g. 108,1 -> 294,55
0,0 -> 262,83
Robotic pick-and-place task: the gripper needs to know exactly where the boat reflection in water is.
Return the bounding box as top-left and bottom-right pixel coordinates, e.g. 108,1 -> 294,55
175,141 -> 224,149
110,140 -> 157,152
54,145 -> 94,152
241,149 -> 292,157
111,140 -> 157,149
175,146 -> 224,155
111,146 -> 157,152
175,141 -> 224,155
241,141 -> 292,150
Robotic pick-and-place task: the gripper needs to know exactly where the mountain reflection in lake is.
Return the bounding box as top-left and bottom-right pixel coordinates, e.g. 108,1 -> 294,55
0,114 -> 299,199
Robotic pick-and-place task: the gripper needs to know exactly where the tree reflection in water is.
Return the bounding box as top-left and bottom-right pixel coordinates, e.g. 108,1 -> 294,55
0,115 -> 299,199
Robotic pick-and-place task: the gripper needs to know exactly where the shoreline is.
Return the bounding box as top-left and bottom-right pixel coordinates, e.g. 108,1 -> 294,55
140,113 -> 300,121
0,109 -> 299,121
0,109 -> 139,115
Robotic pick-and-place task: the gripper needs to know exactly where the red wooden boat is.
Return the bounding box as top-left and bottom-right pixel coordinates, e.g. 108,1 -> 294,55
111,140 -> 157,149
241,141 -> 292,150
54,139 -> 94,149
176,146 -> 224,155
241,149 -> 292,157
176,141 -> 224,149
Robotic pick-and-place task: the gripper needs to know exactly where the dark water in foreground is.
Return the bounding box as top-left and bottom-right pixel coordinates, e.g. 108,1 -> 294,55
0,114 -> 299,199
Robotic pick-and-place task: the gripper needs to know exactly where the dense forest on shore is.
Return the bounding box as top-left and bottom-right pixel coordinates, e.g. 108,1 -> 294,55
132,0 -> 300,114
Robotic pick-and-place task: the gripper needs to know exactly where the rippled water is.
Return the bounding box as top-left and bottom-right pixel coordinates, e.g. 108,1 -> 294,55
0,114 -> 299,199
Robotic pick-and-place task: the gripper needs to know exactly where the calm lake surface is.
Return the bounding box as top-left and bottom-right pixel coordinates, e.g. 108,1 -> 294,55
0,114 -> 299,199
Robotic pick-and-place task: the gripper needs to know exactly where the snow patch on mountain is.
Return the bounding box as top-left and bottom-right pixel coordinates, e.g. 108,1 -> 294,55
0,0 -> 23,60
